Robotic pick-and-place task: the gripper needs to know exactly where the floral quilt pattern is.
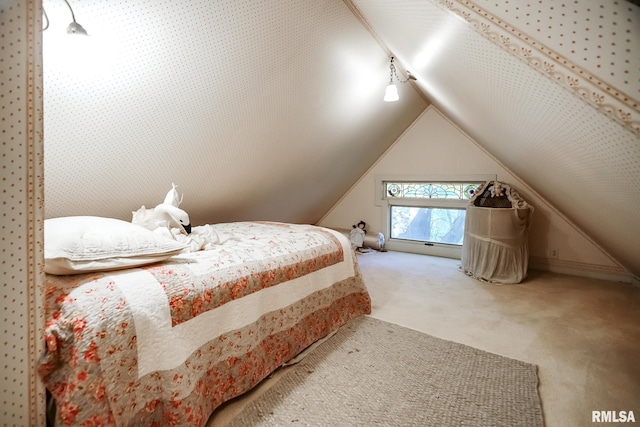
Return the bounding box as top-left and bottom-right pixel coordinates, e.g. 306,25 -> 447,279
39,222 -> 371,426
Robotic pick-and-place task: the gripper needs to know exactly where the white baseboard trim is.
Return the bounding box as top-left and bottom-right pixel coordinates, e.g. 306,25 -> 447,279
529,257 -> 635,285
384,240 -> 462,259
361,239 -> 638,285
379,247 -> 637,285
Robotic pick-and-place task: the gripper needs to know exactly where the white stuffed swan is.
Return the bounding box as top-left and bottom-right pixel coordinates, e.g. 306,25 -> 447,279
132,183 -> 192,234
153,202 -> 191,234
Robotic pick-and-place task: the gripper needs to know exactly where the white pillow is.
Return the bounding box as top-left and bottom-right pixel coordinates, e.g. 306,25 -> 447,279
44,216 -> 187,275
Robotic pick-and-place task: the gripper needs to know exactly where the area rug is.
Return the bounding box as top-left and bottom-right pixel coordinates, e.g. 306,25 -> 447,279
228,316 -> 544,427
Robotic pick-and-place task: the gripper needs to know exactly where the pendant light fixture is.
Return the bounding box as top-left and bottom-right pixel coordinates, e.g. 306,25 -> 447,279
64,0 -> 88,35
42,0 -> 88,35
383,56 -> 416,102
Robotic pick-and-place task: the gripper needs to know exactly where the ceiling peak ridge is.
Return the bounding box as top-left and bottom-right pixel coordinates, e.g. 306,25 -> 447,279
344,0 -> 428,103
438,0 -> 640,136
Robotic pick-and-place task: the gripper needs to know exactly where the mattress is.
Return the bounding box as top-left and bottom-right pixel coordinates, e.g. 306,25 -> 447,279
38,221 -> 371,426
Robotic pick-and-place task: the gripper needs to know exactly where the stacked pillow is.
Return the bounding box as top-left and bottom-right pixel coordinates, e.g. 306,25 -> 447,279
44,216 -> 186,275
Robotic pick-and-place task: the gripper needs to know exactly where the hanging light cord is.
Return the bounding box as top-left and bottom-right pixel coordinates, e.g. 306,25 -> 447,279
42,7 -> 50,31
389,56 -> 416,84
63,0 -> 79,24
388,57 -> 397,84
42,0 -> 87,34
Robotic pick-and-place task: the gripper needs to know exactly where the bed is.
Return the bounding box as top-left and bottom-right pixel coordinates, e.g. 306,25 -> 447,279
38,219 -> 371,426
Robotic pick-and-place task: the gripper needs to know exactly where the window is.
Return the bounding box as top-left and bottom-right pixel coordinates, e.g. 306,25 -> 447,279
376,176 -> 495,257
385,182 -> 479,200
385,182 -> 480,246
390,206 -> 466,245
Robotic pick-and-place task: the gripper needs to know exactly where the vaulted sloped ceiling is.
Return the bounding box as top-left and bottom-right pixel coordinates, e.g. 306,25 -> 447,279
42,0 -> 427,227
349,0 -> 640,278
43,0 -> 639,277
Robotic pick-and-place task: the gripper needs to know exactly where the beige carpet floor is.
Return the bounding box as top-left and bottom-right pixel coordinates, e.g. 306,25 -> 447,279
208,251 -> 640,427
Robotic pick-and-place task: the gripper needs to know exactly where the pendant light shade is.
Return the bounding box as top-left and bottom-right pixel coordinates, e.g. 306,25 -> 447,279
384,83 -> 399,102
67,21 -> 88,35
383,56 -> 416,102
43,0 -> 89,35
64,0 -> 88,35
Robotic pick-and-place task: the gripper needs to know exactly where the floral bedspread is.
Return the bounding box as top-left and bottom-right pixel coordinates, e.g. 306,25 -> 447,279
38,222 -> 371,426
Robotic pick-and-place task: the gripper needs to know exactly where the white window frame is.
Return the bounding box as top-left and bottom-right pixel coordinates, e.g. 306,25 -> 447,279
375,174 -> 496,258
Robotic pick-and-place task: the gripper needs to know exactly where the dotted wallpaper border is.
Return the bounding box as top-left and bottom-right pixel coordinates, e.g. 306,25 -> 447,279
440,0 -> 640,135
26,0 -> 46,424
0,0 -> 46,425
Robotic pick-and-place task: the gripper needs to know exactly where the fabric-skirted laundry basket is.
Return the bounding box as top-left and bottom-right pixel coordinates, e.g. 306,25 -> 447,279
461,181 -> 533,284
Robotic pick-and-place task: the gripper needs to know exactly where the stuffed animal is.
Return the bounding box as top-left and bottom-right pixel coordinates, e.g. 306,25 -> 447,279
350,220 -> 367,252
153,203 -> 191,234
132,183 -> 192,234
490,181 -> 507,198
163,182 -> 183,207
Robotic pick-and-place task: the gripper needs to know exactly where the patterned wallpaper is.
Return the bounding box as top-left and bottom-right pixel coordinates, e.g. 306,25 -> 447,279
0,0 -> 46,425
476,0 -> 637,94
1,0 -> 637,423
350,0 -> 640,277
441,0 -> 639,134
40,0 -> 426,225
